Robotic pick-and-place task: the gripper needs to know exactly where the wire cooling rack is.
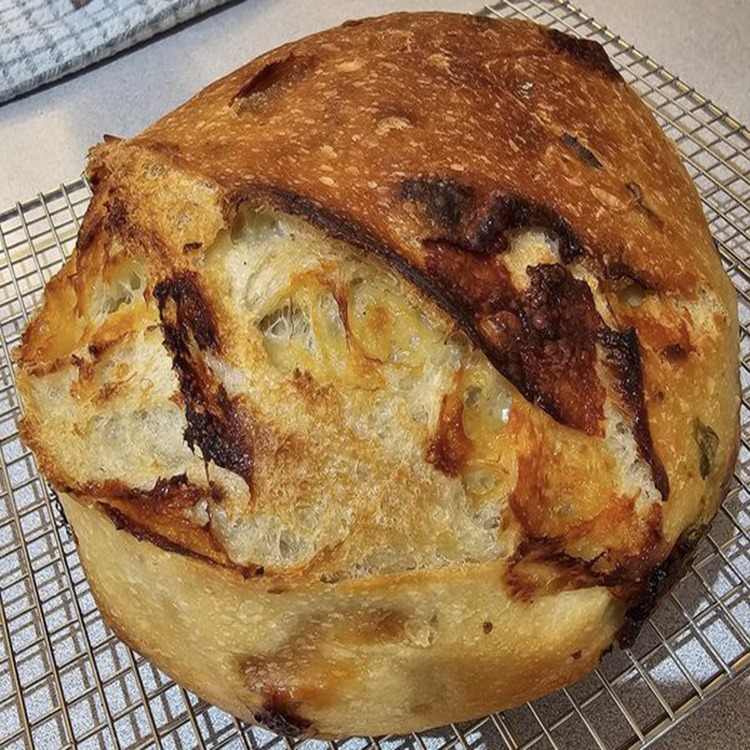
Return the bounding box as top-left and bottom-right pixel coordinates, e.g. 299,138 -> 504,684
0,1 -> 748,748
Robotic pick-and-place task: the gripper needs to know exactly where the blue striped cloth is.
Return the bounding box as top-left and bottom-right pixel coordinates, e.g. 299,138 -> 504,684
0,0 -> 232,104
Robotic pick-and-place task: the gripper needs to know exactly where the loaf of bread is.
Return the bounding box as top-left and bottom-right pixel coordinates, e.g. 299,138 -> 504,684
16,12 -> 739,738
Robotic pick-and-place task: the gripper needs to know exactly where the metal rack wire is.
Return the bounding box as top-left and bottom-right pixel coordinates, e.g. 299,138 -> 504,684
0,0 -> 747,748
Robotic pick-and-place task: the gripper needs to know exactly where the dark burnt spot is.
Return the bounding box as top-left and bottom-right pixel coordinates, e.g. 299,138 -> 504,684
694,419 -> 720,480
424,192 -> 585,263
319,571 -> 341,584
85,474 -> 204,513
183,241 -> 203,252
254,690 -> 311,738
571,650 -> 582,660
185,386 -> 253,486
561,133 -> 603,169
154,272 -> 219,353
232,54 -> 316,111
482,620 -> 493,634
155,273 -> 253,487
547,28 -> 621,80
523,265 -> 595,338
618,565 -> 670,647
662,342 -> 688,361
399,181 -> 584,263
492,264 -> 604,434
472,194 -> 584,262
426,392 -> 471,476
400,176 -> 474,231
599,328 -> 669,499
130,473 -> 201,506
153,473 -> 188,489
618,522 -> 707,647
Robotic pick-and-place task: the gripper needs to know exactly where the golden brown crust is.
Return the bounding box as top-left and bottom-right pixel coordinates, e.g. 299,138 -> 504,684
15,11 -> 740,737
62,492 -> 623,737
89,12 -> 731,492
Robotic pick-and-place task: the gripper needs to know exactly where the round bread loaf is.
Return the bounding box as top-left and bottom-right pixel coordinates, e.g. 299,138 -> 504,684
16,12 -> 739,738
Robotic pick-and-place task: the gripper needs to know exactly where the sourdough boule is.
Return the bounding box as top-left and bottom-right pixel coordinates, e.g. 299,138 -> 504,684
16,12 -> 739,738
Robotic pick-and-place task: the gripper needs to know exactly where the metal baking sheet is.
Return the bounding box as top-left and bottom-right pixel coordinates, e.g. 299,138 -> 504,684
0,1 -> 748,748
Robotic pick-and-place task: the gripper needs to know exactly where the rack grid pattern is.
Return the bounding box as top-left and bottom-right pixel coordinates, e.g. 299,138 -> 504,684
0,1 -> 748,748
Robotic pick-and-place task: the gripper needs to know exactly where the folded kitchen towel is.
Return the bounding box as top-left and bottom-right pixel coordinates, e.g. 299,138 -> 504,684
0,0 -> 233,105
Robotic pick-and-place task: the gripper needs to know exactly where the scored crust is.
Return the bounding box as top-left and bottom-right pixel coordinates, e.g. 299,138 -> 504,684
15,12 -> 739,738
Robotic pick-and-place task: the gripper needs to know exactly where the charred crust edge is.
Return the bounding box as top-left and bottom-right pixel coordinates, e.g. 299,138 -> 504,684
617,522 -> 707,647
401,178 -> 585,263
155,272 -> 254,487
546,28 -> 621,81
154,271 -> 219,353
471,193 -> 585,263
399,176 -> 474,231
599,328 -> 670,499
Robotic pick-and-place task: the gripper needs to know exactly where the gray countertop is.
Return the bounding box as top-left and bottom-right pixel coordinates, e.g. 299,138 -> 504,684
0,1 -> 747,748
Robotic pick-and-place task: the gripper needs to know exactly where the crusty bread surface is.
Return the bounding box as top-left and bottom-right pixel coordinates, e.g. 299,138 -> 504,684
16,12 -> 739,738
